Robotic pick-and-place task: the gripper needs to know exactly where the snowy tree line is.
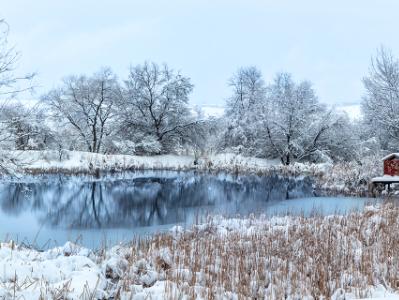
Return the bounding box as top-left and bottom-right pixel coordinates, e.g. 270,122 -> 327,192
221,68 -> 358,164
0,19 -> 397,165
38,63 -> 207,156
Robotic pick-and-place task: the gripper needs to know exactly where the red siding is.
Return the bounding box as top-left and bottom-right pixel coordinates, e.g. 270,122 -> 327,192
384,159 -> 399,176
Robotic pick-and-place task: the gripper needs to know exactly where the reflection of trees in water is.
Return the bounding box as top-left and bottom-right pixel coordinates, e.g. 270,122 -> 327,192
0,174 -> 313,229
0,183 -> 28,214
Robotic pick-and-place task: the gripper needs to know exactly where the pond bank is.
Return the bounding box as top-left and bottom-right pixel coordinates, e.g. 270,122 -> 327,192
1,203 -> 399,299
0,150 -> 388,197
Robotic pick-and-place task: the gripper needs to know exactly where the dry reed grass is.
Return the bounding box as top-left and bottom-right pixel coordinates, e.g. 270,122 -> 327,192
104,202 -> 399,299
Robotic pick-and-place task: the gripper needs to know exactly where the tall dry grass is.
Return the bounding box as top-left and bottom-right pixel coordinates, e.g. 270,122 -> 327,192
111,203 -> 399,299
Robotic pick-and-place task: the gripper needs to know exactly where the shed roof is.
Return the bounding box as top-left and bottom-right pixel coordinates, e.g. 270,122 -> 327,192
382,153 -> 399,161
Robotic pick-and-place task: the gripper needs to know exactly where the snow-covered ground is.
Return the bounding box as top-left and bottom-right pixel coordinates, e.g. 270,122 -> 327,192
372,175 -> 399,183
1,204 -> 399,299
1,150 -> 280,174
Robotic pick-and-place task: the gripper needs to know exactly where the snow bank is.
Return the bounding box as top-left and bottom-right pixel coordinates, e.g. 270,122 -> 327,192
0,150 -> 310,178
2,205 -> 399,299
0,241 -> 107,299
1,149 -> 324,176
0,150 -> 196,174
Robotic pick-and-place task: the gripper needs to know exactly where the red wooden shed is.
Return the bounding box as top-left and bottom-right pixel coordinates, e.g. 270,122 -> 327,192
383,153 -> 399,176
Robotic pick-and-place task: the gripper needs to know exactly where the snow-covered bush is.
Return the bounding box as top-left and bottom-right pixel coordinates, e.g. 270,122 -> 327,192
110,134 -> 162,155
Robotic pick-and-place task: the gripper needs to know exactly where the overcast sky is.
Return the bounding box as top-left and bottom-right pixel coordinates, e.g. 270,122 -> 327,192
2,0 -> 398,106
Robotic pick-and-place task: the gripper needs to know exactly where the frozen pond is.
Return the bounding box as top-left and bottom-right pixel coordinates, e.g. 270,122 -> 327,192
0,171 -> 377,249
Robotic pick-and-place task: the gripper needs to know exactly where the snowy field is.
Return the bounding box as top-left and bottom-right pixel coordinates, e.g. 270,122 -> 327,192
1,204 -> 399,299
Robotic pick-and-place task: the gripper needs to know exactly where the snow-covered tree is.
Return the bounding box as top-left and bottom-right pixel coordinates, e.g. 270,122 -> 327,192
262,73 -> 360,164
362,46 -> 399,151
223,66 -> 267,154
0,20 -> 34,97
42,68 -> 121,153
0,102 -> 52,150
305,111 -> 359,163
222,68 -> 357,164
0,19 -> 39,173
121,62 -> 198,153
263,73 -> 321,164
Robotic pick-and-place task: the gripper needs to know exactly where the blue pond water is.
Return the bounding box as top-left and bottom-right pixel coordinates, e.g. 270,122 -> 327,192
0,171 -> 377,249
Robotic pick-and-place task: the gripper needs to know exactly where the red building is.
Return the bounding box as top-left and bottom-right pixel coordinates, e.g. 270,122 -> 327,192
383,153 -> 399,176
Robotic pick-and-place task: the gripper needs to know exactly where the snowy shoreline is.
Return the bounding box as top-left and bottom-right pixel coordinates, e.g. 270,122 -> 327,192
0,150 -> 385,196
1,204 -> 399,299
2,150 -> 281,175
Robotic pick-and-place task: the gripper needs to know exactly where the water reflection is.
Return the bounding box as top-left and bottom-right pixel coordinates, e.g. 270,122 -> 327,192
0,172 -> 314,230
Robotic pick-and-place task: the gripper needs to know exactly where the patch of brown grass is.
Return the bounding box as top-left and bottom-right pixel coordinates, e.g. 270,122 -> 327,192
104,203 -> 399,299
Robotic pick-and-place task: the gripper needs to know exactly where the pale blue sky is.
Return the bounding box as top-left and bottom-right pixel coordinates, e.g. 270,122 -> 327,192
2,0 -> 398,105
